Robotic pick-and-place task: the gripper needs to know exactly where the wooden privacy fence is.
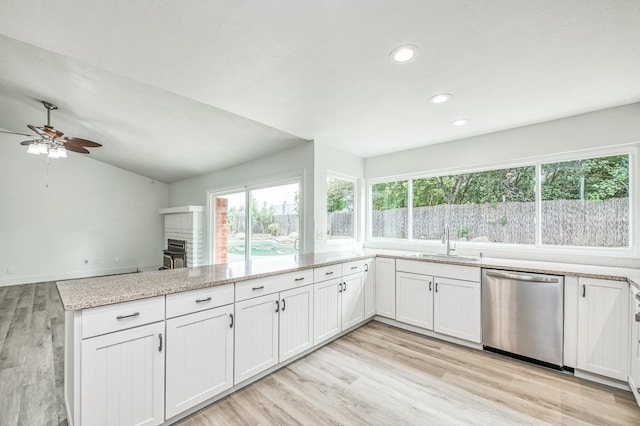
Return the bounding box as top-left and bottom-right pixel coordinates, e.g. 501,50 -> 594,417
327,211 -> 354,237
371,198 -> 628,247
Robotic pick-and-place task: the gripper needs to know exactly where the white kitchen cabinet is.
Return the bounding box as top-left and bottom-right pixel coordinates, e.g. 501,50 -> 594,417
376,257 -> 396,318
364,259 -> 376,319
279,284 -> 314,362
314,277 -> 342,345
577,277 -> 629,381
434,277 -> 481,343
165,304 -> 234,419
341,272 -> 365,330
396,272 -> 433,329
234,293 -> 280,385
629,285 -> 640,404
81,321 -> 165,426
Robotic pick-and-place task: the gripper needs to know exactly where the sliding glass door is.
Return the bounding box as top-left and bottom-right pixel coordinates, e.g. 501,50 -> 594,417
210,180 -> 301,264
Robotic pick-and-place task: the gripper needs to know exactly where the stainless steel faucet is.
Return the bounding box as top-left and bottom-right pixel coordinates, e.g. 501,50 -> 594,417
441,223 -> 455,255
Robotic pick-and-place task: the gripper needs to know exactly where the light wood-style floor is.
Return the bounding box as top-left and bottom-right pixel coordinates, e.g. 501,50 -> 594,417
1,282 -> 639,425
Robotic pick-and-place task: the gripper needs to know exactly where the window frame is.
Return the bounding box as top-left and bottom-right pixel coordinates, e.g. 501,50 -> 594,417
325,171 -> 358,243
366,144 -> 637,256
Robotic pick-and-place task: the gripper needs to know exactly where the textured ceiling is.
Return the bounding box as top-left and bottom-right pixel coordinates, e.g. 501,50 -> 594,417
0,0 -> 639,182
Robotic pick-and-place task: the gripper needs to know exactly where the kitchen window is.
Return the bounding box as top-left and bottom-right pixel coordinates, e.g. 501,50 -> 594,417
326,174 -> 356,240
210,180 -> 301,264
368,151 -> 633,250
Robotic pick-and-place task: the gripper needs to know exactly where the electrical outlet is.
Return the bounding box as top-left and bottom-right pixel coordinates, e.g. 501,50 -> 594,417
316,229 -> 325,240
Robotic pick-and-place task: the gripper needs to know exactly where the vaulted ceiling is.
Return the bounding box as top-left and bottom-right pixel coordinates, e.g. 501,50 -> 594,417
1,1 -> 639,183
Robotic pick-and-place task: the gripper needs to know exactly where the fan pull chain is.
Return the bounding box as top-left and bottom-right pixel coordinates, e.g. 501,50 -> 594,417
45,157 -> 50,189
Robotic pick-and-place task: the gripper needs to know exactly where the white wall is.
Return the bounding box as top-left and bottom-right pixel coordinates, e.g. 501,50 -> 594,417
169,143 -> 315,254
366,103 -> 640,178
0,137 -> 169,286
364,103 -> 640,267
313,141 -> 365,252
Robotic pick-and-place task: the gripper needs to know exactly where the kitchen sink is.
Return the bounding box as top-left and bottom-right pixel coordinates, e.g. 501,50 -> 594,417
412,252 -> 481,262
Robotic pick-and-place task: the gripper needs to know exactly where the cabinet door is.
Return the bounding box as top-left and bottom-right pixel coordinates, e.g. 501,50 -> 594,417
165,305 -> 234,419
81,322 -> 165,426
375,258 -> 396,319
314,278 -> 342,345
364,260 -> 376,319
434,277 -> 481,343
342,272 -> 365,330
396,272 -> 433,330
630,286 -> 640,397
279,285 -> 314,362
577,278 -> 629,381
234,293 -> 280,385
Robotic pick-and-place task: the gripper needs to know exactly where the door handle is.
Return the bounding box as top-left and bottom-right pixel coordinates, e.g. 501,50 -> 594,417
365,264 -> 369,272
338,283 -> 343,293
282,298 -> 286,311
229,313 -> 234,328
582,284 -> 586,298
158,333 -> 163,352
275,300 -> 280,313
429,281 -> 432,292
435,283 -> 438,293
344,282 -> 347,291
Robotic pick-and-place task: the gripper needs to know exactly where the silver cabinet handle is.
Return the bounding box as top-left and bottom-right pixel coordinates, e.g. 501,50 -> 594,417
282,298 -> 286,311
344,282 -> 347,291
158,333 -> 163,352
229,313 -> 234,328
365,264 -> 369,272
485,270 -> 559,283
338,283 -> 343,293
275,300 -> 280,313
325,271 -> 334,276
196,297 -> 212,303
252,286 -> 265,291
435,283 -> 438,293
116,312 -> 140,320
582,284 -> 586,298
294,277 -> 305,281
351,266 -> 358,270
429,281 -> 432,292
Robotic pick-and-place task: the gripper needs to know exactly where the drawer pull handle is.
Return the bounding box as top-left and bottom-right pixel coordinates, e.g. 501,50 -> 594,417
294,277 -> 305,281
116,312 -> 140,320
252,286 -> 265,291
325,271 -> 334,275
351,266 -> 358,270
196,297 -> 212,303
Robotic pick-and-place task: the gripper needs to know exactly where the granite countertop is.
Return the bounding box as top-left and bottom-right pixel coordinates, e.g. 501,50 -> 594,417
56,251 -> 373,311
57,249 -> 640,311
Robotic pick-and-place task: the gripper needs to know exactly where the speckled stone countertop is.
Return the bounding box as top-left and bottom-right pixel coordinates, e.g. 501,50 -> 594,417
57,249 -> 640,311
57,251 -> 373,310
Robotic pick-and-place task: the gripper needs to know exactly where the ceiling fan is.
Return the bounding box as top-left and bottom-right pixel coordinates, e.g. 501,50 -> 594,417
0,100 -> 102,158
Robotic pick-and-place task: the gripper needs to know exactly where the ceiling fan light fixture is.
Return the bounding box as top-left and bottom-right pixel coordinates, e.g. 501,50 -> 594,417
390,45 -> 418,64
37,143 -> 49,154
58,147 -> 67,158
27,144 -> 40,155
48,148 -> 60,159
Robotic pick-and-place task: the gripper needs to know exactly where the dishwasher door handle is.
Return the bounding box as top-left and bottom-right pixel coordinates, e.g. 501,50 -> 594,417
485,270 -> 560,283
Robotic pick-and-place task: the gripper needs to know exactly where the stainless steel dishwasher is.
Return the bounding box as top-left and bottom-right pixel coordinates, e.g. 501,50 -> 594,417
482,269 -> 564,367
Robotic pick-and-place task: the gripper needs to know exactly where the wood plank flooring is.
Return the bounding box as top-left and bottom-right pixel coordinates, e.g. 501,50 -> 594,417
0,282 -> 66,426
180,322 -> 640,426
1,281 -> 639,425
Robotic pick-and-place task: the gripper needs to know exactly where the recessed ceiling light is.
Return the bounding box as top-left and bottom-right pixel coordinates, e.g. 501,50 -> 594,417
429,93 -> 452,104
389,45 -> 418,64
452,119 -> 469,126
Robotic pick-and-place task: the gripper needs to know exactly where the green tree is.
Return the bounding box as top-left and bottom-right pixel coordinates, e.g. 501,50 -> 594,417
372,180 -> 408,210
251,200 -> 275,233
327,178 -> 354,213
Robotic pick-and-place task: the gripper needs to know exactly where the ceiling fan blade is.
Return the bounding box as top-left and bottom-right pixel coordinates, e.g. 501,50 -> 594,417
27,124 -> 49,137
20,140 -> 38,146
40,126 -> 64,138
63,137 -> 102,147
0,129 -> 35,137
63,143 -> 90,154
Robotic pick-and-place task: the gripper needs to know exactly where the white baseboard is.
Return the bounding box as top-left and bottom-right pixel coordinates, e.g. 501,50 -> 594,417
0,266 -> 139,287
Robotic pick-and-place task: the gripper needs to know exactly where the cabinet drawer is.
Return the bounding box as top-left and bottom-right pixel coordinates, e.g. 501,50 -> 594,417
314,264 -> 342,282
396,259 -> 479,282
82,296 -> 165,339
342,260 -> 365,276
235,269 -> 313,302
166,284 -> 234,318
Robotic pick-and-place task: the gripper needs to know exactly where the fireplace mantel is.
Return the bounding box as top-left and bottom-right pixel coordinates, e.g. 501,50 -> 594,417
159,205 -> 205,267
